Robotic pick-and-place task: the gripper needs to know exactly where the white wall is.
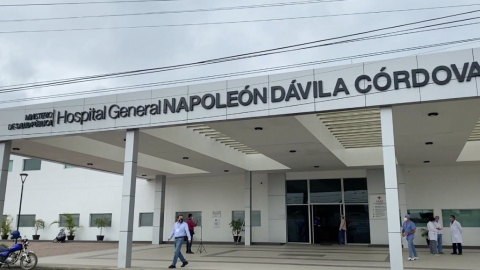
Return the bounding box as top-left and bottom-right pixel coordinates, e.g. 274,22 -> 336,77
404,165 -> 480,247
163,172 -> 270,243
3,155 -> 155,241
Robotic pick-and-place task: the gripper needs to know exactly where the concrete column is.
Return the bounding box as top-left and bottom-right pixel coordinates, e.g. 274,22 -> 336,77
397,166 -> 408,249
244,171 -> 252,245
268,173 -> 287,243
380,107 -> 404,270
0,141 -> 11,228
152,175 -> 166,245
118,129 -> 139,269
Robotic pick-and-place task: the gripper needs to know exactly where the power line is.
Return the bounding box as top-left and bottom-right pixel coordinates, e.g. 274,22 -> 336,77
1,10 -> 477,93
0,3 -> 478,31
1,37 -> 479,105
0,0 -> 184,7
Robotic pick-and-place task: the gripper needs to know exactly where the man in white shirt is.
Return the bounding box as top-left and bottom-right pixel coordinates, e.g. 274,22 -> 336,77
168,215 -> 191,268
434,216 -> 444,254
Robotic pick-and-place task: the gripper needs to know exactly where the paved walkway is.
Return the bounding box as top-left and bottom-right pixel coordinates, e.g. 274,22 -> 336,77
32,244 -> 480,270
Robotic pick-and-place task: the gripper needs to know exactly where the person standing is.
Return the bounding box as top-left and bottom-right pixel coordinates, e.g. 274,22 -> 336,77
168,215 -> 191,269
338,215 -> 346,245
313,216 -> 321,244
186,214 -> 198,254
427,217 -> 439,255
450,215 -> 463,255
434,216 -> 444,254
402,214 -> 419,261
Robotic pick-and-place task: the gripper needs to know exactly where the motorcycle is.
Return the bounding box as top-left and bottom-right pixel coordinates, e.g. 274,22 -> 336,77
0,234 -> 38,270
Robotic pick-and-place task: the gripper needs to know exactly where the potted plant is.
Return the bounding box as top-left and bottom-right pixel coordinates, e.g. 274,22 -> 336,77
32,219 -> 45,240
419,228 -> 429,245
229,219 -> 244,243
50,214 -> 81,241
94,217 -> 110,241
1,215 -> 12,240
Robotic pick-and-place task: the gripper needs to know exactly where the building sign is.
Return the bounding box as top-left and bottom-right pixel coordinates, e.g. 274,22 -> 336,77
7,61 -> 480,131
370,194 -> 387,219
212,211 -> 221,218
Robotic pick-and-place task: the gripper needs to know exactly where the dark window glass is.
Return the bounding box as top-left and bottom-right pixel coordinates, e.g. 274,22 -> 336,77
59,214 -> 80,227
23,159 -> 41,171
90,213 -> 112,227
18,215 -> 36,227
442,209 -> 480,228
139,213 -> 153,227
344,178 -> 368,203
287,205 -> 309,243
310,179 -> 342,203
286,180 -> 308,204
175,211 -> 202,227
345,205 -> 370,244
232,211 -> 261,226
407,209 -> 433,227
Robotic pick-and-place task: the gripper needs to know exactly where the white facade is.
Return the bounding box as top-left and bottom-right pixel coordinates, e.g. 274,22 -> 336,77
4,155 -> 480,247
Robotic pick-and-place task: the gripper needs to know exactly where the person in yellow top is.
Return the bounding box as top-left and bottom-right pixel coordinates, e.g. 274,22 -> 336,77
339,215 -> 347,245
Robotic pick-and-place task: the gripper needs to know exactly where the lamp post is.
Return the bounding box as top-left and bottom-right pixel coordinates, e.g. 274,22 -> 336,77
16,173 -> 28,232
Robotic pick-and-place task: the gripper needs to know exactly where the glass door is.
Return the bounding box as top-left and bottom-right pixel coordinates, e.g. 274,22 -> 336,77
311,205 -> 342,244
287,205 -> 310,243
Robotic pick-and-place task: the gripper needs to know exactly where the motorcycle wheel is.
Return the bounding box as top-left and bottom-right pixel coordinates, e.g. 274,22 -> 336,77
20,253 -> 38,270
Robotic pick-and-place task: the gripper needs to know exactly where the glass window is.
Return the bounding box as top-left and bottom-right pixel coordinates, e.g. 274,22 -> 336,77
175,211 -> 202,227
64,165 -> 76,169
59,214 -> 80,227
18,215 -> 36,227
90,213 -> 112,227
139,213 -> 153,227
231,211 -> 261,226
310,179 -> 342,203
286,180 -> 308,204
287,205 -> 309,243
407,209 -> 433,227
442,209 -> 480,228
23,159 -> 41,171
8,160 -> 13,172
343,178 -> 368,203
345,205 -> 370,244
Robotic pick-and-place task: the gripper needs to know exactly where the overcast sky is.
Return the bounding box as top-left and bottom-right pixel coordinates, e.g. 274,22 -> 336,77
0,0 -> 478,108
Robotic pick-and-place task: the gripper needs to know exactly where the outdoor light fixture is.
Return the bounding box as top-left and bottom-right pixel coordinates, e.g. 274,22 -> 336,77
12,148 -> 20,151
424,161 -> 430,163
425,142 -> 433,145
289,150 -> 297,153
224,170 -> 229,172
16,173 -> 28,233
142,175 -> 147,177
87,163 -> 93,166
428,112 -> 439,117
254,127 -> 263,131
183,157 -> 189,160
314,166 -> 320,168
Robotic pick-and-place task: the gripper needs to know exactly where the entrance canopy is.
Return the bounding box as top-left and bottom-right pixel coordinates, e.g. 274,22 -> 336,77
0,48 -> 479,176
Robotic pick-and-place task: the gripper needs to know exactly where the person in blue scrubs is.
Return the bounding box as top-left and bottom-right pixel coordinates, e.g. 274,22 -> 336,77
402,214 -> 419,261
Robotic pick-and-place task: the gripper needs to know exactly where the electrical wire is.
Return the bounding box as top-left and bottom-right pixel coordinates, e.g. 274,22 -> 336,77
1,37 -> 479,105
0,10 -> 478,93
0,0 -> 188,7
2,2 -> 476,23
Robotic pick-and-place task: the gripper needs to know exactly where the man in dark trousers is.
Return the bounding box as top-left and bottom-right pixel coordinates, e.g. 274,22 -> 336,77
186,214 -> 198,254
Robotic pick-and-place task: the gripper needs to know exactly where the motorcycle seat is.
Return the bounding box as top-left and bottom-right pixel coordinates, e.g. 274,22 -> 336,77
0,246 -> 8,252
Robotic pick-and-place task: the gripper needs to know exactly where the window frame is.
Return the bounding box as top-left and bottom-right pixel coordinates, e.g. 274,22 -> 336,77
23,159 -> 42,171
17,214 -> 36,228
8,160 -> 13,172
58,214 -> 80,227
89,213 -> 112,227
139,212 -> 154,227
231,210 -> 261,227
407,209 -> 434,227
441,209 -> 480,228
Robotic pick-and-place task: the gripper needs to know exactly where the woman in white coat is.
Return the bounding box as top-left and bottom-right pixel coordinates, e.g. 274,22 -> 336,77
427,217 -> 438,255
450,215 -> 463,255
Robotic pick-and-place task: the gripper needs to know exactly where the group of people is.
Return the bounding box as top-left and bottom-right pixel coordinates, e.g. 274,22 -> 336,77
402,214 -> 463,261
167,214 -> 198,269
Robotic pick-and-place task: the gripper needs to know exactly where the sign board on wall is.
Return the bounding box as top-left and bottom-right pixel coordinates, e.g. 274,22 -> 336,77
370,194 -> 387,219
213,218 -> 220,228
212,211 -> 221,218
